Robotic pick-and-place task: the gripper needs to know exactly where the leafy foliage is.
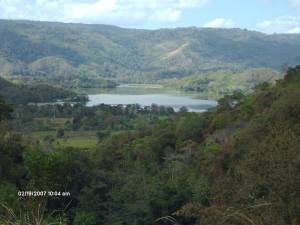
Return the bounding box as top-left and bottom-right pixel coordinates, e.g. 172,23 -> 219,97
0,76 -> 86,104
0,66 -> 300,224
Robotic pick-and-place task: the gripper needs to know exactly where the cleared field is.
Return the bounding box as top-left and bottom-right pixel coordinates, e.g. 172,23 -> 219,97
54,139 -> 98,149
30,130 -> 98,150
33,117 -> 71,130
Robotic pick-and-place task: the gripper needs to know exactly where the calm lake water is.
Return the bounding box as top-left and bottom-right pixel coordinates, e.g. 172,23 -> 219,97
84,84 -> 217,112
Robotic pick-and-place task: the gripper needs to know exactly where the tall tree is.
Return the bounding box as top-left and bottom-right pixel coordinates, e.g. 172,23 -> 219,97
0,96 -> 12,121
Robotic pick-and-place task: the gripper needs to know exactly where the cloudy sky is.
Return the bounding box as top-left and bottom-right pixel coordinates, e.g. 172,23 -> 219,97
0,0 -> 300,33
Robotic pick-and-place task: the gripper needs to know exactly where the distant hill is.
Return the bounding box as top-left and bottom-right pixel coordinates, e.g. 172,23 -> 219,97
0,19 -> 300,85
163,68 -> 283,99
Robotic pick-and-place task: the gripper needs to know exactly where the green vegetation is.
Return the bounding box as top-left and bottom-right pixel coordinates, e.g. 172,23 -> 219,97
0,202 -> 66,225
1,20 -> 300,89
0,95 -> 13,121
30,130 -> 98,150
163,68 -> 283,99
0,76 -> 87,104
0,66 -> 300,225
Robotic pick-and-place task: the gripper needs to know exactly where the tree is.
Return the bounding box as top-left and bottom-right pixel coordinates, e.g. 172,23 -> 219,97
0,96 -> 13,121
96,131 -> 106,141
179,106 -> 188,113
56,129 -> 65,138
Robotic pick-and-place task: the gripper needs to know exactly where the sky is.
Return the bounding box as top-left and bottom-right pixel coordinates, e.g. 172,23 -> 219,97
0,0 -> 300,33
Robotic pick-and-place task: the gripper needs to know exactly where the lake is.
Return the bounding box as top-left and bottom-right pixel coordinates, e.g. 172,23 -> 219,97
83,84 -> 217,112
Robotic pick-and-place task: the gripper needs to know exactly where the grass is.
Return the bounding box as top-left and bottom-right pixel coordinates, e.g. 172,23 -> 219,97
54,139 -> 98,149
33,118 -> 71,130
0,203 -> 66,225
30,130 -> 98,150
27,118 -> 99,150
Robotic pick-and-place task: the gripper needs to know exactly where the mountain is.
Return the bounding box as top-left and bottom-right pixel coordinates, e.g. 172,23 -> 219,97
0,19 -> 300,86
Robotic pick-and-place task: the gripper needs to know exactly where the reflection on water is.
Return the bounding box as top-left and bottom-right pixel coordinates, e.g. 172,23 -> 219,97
83,84 -> 217,112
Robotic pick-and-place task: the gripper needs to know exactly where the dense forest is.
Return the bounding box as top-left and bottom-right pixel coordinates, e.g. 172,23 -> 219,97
0,19 -> 300,88
0,65 -> 299,225
0,76 -> 87,104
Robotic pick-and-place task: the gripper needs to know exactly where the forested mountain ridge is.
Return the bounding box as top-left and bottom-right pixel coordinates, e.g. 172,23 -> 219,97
1,19 -> 300,86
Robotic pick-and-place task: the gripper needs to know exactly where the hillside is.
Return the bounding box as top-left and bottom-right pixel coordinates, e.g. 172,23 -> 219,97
0,20 -> 300,86
0,65 -> 299,225
0,76 -> 81,104
163,68 -> 283,98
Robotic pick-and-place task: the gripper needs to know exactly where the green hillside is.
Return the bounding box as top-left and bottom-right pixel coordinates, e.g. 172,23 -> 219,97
0,20 -> 300,87
0,65 -> 299,225
0,76 -> 82,104
163,67 -> 283,98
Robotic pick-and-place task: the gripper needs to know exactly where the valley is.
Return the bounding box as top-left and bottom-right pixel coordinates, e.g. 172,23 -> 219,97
0,19 -> 300,225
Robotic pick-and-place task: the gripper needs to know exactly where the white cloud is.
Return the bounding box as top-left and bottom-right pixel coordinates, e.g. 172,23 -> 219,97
173,0 -> 210,8
289,0 -> 300,12
255,16 -> 300,33
65,0 -> 117,20
203,18 -> 236,28
149,8 -> 181,23
288,26 -> 300,33
0,0 -> 211,26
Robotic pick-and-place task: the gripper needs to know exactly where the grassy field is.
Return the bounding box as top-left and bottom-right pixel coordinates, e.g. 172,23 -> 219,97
30,130 -> 98,150
33,117 -> 71,129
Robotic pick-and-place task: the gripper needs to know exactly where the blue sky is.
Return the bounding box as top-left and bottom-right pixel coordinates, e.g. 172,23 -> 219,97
0,0 -> 300,33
